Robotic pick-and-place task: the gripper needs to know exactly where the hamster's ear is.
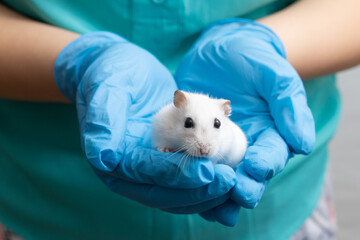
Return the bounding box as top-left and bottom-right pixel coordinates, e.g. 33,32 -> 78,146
174,90 -> 187,108
220,100 -> 231,116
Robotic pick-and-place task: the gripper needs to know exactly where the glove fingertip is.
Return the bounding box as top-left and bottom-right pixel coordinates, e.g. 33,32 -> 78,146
213,200 -> 240,227
288,121 -> 316,155
230,172 -> 266,209
297,130 -> 316,155
199,210 -> 216,222
243,154 -> 273,182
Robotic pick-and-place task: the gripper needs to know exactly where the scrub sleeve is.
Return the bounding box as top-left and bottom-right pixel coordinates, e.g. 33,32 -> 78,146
0,0 -> 341,239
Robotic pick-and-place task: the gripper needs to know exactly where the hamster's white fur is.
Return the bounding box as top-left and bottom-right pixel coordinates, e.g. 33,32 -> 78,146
152,91 -> 247,168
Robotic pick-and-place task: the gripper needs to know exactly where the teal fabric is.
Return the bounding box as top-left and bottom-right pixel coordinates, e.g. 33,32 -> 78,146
0,0 -> 341,239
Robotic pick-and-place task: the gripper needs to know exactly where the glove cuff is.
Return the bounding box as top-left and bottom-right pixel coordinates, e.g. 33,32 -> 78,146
54,32 -> 128,102
201,18 -> 287,59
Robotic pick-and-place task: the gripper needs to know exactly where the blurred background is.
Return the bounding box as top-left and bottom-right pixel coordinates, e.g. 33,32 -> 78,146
330,65 -> 360,239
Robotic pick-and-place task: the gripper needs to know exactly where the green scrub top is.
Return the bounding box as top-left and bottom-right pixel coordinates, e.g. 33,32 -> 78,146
0,0 -> 341,240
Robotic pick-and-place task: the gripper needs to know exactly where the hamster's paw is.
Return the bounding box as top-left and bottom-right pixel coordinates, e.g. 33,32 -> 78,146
158,147 -> 172,153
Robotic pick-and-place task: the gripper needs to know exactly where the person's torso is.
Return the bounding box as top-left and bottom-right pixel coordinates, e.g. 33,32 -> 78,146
0,1 -> 341,239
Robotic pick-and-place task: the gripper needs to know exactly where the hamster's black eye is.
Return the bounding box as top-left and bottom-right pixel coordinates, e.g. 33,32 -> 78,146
214,118 -> 221,129
184,117 -> 194,128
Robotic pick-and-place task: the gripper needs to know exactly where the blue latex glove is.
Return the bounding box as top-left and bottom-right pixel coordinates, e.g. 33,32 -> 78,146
175,19 -> 315,226
54,32 -> 236,214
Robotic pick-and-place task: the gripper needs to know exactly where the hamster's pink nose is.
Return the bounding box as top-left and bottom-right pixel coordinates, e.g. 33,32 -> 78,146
200,147 -> 209,156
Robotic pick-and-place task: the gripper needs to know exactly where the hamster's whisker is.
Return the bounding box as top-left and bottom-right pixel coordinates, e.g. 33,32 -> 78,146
180,154 -> 187,172
167,145 -> 187,158
216,152 -> 226,161
182,143 -> 194,172
165,144 -> 189,168
174,144 -> 188,152
175,149 -> 190,176
183,153 -> 191,173
175,155 -> 185,176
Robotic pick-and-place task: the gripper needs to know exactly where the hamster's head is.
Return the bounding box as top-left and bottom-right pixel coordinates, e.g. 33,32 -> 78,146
173,90 -> 231,158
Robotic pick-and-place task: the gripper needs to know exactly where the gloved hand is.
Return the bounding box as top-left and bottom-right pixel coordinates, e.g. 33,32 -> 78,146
54,32 -> 237,214
175,19 -> 315,225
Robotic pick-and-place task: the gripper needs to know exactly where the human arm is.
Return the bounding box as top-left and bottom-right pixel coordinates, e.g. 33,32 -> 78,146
258,0 -> 360,79
0,3 -> 77,102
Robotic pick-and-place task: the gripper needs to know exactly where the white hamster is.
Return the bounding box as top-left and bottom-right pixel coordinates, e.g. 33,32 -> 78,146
152,90 -> 247,168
